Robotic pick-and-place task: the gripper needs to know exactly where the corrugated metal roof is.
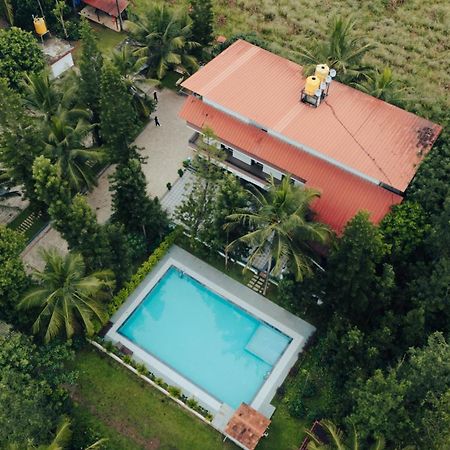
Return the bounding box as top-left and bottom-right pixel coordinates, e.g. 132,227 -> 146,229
182,40 -> 441,192
82,0 -> 128,16
179,97 -> 403,233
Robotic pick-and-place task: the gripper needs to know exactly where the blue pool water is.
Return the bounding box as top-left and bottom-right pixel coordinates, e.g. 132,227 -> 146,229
118,266 -> 291,408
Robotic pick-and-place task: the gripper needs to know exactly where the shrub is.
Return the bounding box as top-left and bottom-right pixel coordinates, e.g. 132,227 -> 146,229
136,363 -> 149,376
103,340 -> 114,352
108,227 -> 183,315
65,18 -> 81,40
178,168 -> 184,177
168,386 -> 182,398
0,27 -> 44,89
276,384 -> 286,398
166,182 -> 172,190
186,397 -> 199,409
123,354 -> 133,365
288,394 -> 304,418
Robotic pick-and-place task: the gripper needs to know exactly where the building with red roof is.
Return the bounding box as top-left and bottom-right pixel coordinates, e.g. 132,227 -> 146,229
179,40 -> 441,233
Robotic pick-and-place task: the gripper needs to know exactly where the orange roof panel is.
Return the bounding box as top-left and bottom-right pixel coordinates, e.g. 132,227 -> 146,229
179,97 -> 403,233
182,40 -> 441,192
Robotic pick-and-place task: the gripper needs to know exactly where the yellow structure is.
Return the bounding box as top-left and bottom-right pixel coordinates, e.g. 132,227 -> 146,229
304,76 -> 321,96
34,17 -> 48,36
314,64 -> 330,83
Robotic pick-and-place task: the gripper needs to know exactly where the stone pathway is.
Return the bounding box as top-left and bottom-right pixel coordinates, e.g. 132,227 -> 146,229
160,169 -> 196,219
22,88 -> 194,271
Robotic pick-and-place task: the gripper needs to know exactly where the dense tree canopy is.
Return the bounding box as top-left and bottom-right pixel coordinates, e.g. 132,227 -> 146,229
99,62 -> 139,163
349,333 -> 450,449
325,211 -> 394,326
189,0 -> 214,47
0,226 -> 27,321
10,0 -> 57,31
0,330 -> 74,448
0,79 -> 44,205
110,157 -> 169,242
79,18 -> 103,143
0,27 -> 44,89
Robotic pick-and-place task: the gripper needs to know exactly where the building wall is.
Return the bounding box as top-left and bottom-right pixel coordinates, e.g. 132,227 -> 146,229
191,127 -> 304,187
50,52 -> 74,79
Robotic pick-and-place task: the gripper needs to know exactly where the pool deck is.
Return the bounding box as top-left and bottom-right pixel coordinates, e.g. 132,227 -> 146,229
106,245 -> 315,424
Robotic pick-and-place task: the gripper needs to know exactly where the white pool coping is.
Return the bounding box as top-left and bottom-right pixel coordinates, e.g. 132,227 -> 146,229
106,245 -> 316,420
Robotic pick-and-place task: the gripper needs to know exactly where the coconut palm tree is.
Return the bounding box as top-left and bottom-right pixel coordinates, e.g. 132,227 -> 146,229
43,108 -> 105,192
305,420 -> 385,449
354,67 -> 403,104
126,4 -> 200,79
299,16 -> 375,83
22,70 -> 80,121
225,176 -> 331,294
19,249 -> 114,343
6,416 -> 107,449
110,45 -> 155,118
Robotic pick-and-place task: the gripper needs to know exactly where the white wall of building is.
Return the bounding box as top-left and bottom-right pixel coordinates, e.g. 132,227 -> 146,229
262,165 -> 283,180
232,149 -> 253,165
50,52 -> 74,79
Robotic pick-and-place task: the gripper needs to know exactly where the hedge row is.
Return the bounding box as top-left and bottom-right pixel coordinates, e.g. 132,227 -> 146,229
108,227 -> 183,315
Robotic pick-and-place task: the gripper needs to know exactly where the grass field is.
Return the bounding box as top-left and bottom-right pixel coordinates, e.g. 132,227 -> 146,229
72,347 -> 236,450
72,346 -> 315,450
172,0 -> 449,124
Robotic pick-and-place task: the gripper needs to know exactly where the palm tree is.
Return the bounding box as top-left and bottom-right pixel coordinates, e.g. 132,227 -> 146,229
19,249 -> 114,343
299,16 -> 375,83
225,176 -> 331,294
7,416 -> 107,449
354,67 -> 403,104
126,4 -> 200,80
43,108 -> 105,192
22,70 -> 79,121
306,420 -> 385,449
110,45 -> 155,118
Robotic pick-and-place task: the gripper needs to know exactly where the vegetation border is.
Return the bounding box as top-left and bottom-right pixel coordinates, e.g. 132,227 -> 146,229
107,226 -> 183,316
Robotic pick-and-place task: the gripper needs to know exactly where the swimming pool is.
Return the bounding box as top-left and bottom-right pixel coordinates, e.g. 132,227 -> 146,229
118,266 -> 291,409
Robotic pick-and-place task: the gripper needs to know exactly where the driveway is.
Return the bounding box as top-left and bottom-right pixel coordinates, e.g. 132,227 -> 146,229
22,88 -> 194,271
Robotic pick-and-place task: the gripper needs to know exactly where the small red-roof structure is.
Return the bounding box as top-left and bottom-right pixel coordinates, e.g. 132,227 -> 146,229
178,40 -> 441,233
82,0 -> 128,16
225,403 -> 271,450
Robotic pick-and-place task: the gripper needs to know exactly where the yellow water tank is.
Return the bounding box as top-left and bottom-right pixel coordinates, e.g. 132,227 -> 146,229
304,75 -> 321,96
34,17 -> 48,36
315,64 -> 330,83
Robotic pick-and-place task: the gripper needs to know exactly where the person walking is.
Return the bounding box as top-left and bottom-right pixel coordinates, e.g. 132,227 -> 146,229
154,116 -> 161,127
153,90 -> 158,102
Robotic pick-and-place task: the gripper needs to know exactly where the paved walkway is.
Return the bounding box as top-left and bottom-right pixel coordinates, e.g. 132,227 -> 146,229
22,88 -> 194,271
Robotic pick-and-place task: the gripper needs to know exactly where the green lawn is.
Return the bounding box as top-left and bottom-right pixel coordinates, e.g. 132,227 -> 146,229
72,347 -> 236,450
72,22 -> 125,62
72,346 -> 314,450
